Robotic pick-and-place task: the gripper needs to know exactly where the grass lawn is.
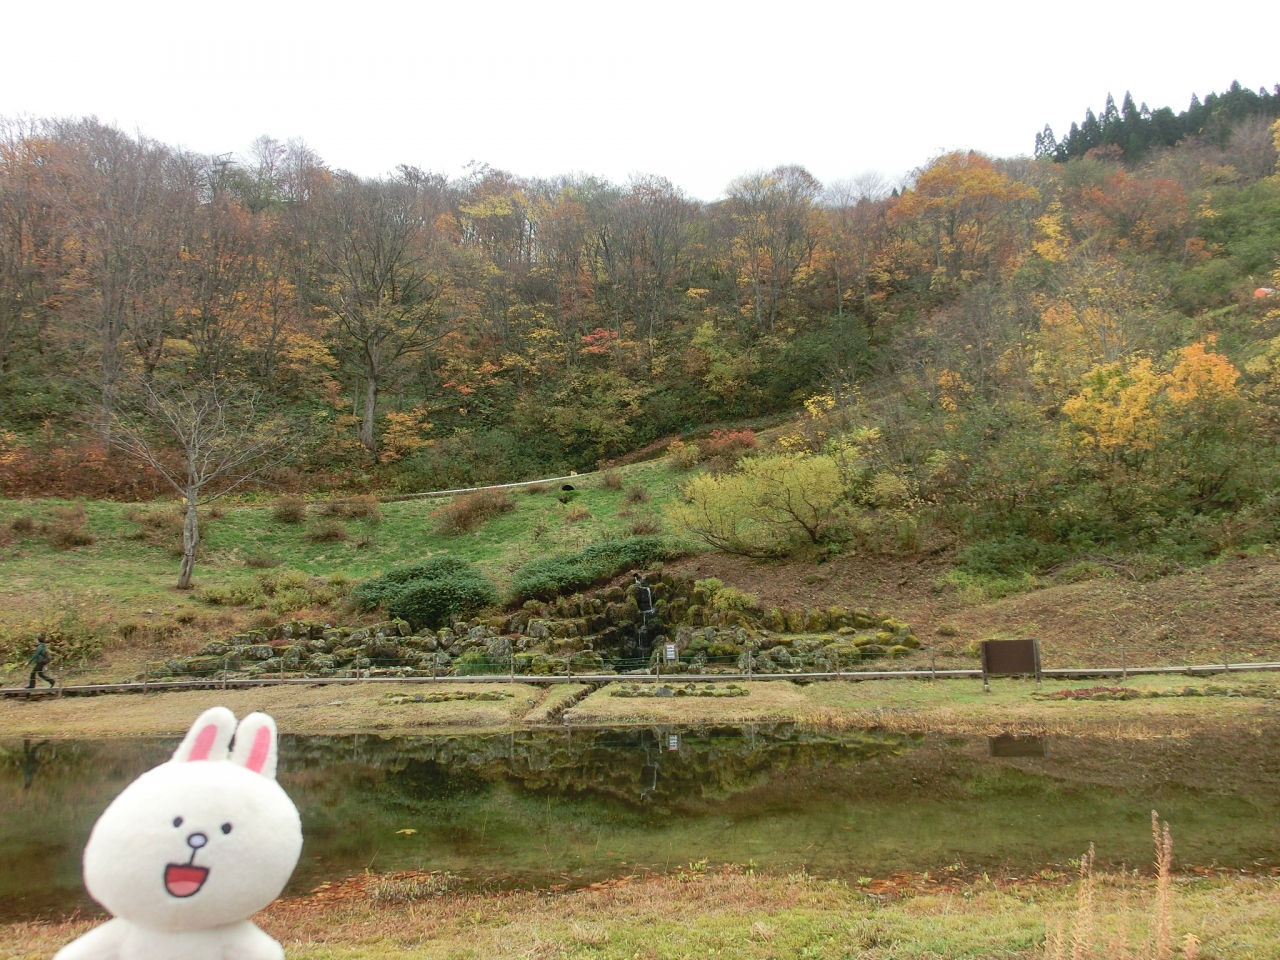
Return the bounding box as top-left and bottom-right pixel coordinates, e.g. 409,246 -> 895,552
2,673 -> 1275,738
5,869 -> 1276,959
0,460 -> 685,680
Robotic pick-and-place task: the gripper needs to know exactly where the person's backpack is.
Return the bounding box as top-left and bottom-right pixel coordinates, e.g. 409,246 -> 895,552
34,644 -> 51,666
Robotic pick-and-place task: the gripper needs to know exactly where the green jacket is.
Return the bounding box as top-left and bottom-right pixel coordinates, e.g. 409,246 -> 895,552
27,642 -> 50,667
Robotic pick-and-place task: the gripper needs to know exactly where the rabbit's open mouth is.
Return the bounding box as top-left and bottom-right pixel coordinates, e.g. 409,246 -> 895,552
164,863 -> 210,898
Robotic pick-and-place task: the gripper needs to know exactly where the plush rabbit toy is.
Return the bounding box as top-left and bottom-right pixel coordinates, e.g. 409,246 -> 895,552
55,707 -> 303,960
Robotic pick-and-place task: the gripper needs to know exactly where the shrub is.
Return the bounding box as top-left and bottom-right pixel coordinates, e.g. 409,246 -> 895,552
623,484 -> 650,505
628,518 -> 663,536
244,554 -> 278,569
352,555 -> 479,610
307,520 -> 348,543
955,534 -> 1070,578
436,489 -> 515,535
599,471 -> 624,490
666,439 -> 701,471
667,453 -> 844,557
125,507 -> 185,553
320,495 -> 383,524
704,429 -> 758,459
510,536 -> 684,602
10,516 -> 35,535
346,495 -> 383,524
386,570 -> 499,631
273,496 -> 307,524
564,505 -> 592,523
46,503 -> 94,550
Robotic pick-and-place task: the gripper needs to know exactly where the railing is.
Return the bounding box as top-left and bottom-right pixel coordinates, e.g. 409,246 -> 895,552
6,640 -> 1280,697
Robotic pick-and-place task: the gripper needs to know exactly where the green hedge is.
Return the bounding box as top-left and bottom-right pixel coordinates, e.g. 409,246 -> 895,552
509,536 -> 683,602
352,555 -> 477,611
355,556 -> 498,631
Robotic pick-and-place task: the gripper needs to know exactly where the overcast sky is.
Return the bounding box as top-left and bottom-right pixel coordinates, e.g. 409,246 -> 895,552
5,0 -> 1275,200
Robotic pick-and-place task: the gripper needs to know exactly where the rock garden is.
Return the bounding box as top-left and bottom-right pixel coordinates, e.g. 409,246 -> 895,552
144,571 -> 922,682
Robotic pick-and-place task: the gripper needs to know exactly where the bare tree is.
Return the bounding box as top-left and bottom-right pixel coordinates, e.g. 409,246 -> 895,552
724,165 -> 822,333
317,172 -> 445,450
110,378 -> 294,589
593,175 -> 694,356
42,119 -> 193,438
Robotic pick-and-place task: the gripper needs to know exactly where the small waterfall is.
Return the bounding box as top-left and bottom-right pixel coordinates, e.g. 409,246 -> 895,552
633,575 -> 661,663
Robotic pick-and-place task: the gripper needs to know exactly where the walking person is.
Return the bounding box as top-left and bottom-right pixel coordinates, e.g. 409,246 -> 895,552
26,634 -> 55,689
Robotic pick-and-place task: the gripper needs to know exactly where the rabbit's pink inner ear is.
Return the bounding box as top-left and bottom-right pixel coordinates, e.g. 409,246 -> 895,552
245,726 -> 271,774
188,724 -> 219,762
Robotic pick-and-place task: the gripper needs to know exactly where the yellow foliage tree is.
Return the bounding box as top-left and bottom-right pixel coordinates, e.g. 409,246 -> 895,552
667,452 -> 844,556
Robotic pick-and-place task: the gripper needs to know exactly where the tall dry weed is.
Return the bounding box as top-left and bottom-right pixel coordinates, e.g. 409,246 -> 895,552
1044,812 -> 1197,960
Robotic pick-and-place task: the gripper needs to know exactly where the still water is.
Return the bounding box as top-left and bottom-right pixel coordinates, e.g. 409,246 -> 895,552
3,724 -> 1279,921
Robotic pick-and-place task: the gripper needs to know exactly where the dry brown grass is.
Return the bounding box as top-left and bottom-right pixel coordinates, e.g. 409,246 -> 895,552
622,483 -> 650,505
628,517 -> 663,536
563,504 -> 592,523
45,503 -> 94,550
306,520 -> 348,543
1044,813 -> 1199,960
272,496 -> 307,524
435,489 -> 515,535
319,495 -> 382,524
599,470 -> 624,490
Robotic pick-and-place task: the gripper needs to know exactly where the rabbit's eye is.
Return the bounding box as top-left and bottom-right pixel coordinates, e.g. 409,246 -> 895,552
220,823 -> 233,835
172,817 -> 184,828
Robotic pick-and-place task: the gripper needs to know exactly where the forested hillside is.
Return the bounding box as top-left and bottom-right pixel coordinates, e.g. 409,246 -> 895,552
2,93 -> 1280,577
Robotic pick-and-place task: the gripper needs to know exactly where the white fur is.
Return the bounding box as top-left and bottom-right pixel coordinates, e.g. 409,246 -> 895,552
55,708 -> 303,960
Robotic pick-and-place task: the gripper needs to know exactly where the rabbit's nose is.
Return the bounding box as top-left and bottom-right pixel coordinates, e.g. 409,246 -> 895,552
186,832 -> 208,850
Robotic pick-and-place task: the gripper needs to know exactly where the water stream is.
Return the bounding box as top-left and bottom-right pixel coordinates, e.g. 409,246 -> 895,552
3,724 -> 1279,921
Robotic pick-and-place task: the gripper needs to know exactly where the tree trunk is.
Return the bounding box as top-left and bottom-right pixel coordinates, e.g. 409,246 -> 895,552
176,497 -> 200,590
360,373 -> 378,451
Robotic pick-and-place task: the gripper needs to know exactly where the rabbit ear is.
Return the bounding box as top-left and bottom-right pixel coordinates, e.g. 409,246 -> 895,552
172,707 -> 237,762
230,712 -> 278,779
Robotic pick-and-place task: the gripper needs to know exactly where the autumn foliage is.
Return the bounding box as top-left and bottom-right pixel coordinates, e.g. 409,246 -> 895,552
2,91 -> 1280,569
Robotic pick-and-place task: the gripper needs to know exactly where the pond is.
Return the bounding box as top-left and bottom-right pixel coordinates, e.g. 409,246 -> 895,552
3,724 -> 1279,922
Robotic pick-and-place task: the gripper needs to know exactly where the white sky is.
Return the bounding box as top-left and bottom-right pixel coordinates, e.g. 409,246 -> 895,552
4,0 -> 1276,200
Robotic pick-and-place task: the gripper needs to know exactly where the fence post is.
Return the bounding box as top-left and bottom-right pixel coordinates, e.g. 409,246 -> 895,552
223,656 -> 228,691
1120,644 -> 1127,681
509,655 -> 514,680
1224,640 -> 1230,675
143,663 -> 148,691
931,651 -> 936,681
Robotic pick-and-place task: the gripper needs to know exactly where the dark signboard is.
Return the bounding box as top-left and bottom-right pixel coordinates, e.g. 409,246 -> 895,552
980,638 -> 1041,690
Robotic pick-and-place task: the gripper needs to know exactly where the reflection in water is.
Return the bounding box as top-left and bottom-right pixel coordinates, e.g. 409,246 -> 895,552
3,725 -> 1280,922
20,740 -> 52,789
988,735 -> 1049,758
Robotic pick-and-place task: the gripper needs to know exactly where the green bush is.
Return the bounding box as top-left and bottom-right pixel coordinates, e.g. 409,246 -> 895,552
387,573 -> 498,631
509,536 -> 683,602
353,556 -> 477,610
954,534 -> 1070,579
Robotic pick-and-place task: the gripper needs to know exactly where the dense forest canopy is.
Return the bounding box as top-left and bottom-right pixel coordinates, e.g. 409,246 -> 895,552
1037,81 -> 1280,165
2,92 -> 1280,571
